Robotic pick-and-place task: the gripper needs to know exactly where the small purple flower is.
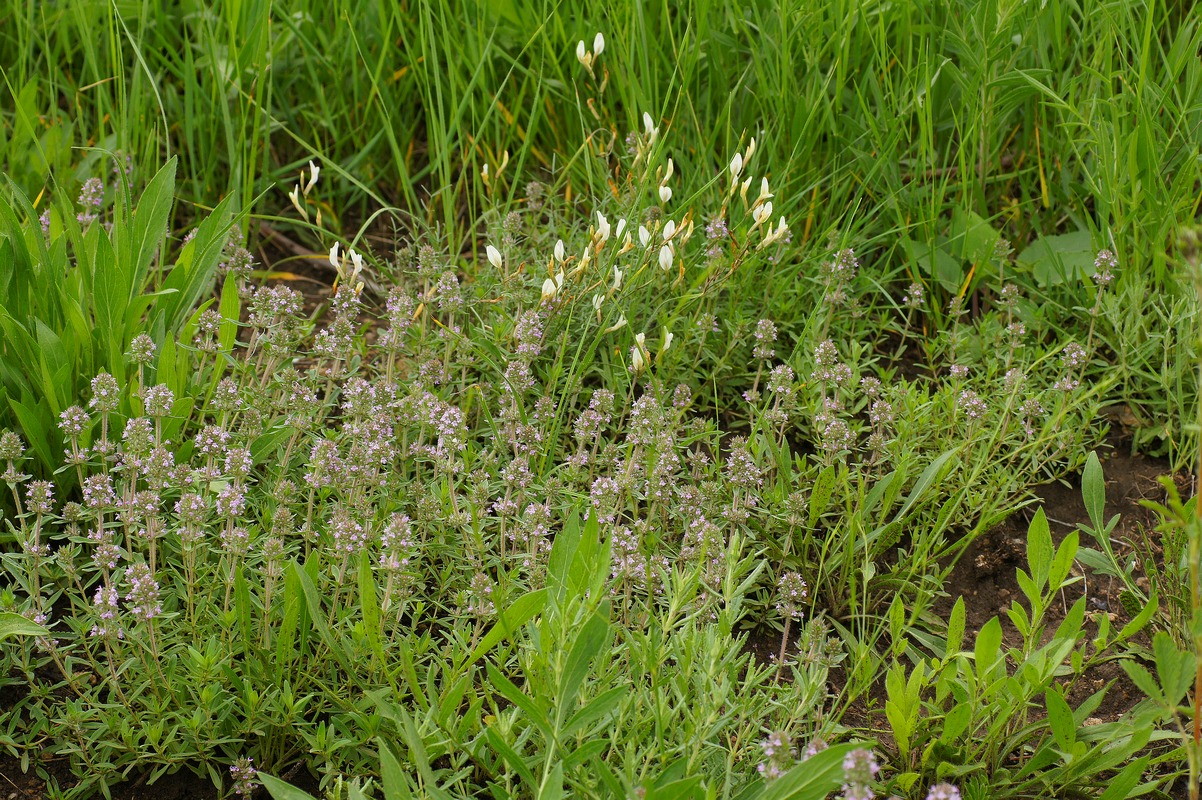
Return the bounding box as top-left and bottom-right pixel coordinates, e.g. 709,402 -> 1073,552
840,748 -> 879,800
229,757 -> 256,797
125,563 -> 161,621
926,784 -> 961,800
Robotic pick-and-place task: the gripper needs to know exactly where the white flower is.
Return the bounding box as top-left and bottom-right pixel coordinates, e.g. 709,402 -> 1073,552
603,313 -> 627,334
304,161 -> 320,194
592,293 -> 604,312
639,225 -> 651,247
596,211 -> 611,241
554,239 -> 565,262
643,112 -> 658,140
612,266 -> 624,292
658,244 -> 674,272
658,185 -> 672,204
758,177 -> 772,203
486,245 -> 503,270
615,218 -> 627,241
541,277 -> 558,303
593,32 -> 605,56
348,248 -> 364,280
745,137 -> 757,161
662,219 -> 676,241
619,230 -> 633,254
729,152 -> 743,178
665,158 -> 674,181
661,327 -> 674,353
576,40 -> 589,65
753,200 -> 773,226
329,242 -> 341,269
631,346 -> 645,373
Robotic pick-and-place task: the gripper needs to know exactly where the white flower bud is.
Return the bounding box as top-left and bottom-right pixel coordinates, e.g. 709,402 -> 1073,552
603,313 -> 627,333
288,185 -> 307,220
729,152 -> 743,178
662,219 -> 676,240
304,161 -> 320,195
596,211 -> 611,241
665,158 -> 674,181
593,32 -> 605,56
658,185 -> 672,204
658,244 -> 674,272
612,266 -> 623,292
639,225 -> 651,247
758,177 -> 772,203
486,244 -> 503,270
349,248 -> 364,280
576,40 -> 588,65
745,137 -> 757,161
329,242 -> 341,269
631,345 -> 645,373
541,277 -> 558,303
554,239 -> 565,262
661,327 -> 674,353
643,112 -> 655,136
615,218 -> 627,241
592,293 -> 604,312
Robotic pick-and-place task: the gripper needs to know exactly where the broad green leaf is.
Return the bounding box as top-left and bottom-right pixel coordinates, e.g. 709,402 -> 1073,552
1015,231 -> 1094,287
258,773 -> 318,800
1044,687 -> 1075,751
0,611 -> 48,641
945,597 -> 966,657
1119,660 -> 1163,705
974,617 -> 1002,684
128,158 -> 176,287
359,549 -> 385,665
904,236 -> 963,294
1153,631 -> 1193,706
562,685 -> 626,738
466,588 -> 547,665
485,725 -> 537,789
377,738 -> 415,800
1097,757 -> 1151,800
557,605 -> 611,725
1081,451 -> 1106,532
1026,507 -> 1052,589
808,465 -> 836,528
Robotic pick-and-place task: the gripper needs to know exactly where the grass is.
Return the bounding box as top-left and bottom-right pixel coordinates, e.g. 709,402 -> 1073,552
0,0 -> 1201,798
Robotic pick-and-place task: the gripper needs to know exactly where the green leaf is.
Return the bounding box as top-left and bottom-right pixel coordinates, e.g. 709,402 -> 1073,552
557,605 -> 609,720
1118,588 -> 1158,640
1153,631 -> 1193,706
1096,757 -> 1151,800
127,158 -> 176,287
259,773 -> 318,800
945,597 -> 966,658
808,465 -> 837,528
1081,451 -> 1106,532
1026,507 -> 1053,589
0,611 -> 48,641
377,738 -> 415,800
904,236 -> 963,294
563,685 -> 626,738
358,549 -> 385,665
896,450 -> 957,520
485,725 -> 537,790
466,588 -> 547,666
974,617 -> 1002,684
1119,660 -> 1163,705
1015,231 -> 1094,287
486,663 -> 553,742
1044,687 -> 1075,751
537,762 -> 564,800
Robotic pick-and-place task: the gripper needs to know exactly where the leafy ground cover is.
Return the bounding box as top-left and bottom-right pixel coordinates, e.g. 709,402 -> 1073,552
0,1 -> 1201,799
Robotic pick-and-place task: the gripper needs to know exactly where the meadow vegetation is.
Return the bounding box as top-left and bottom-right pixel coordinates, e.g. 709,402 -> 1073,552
0,1 -> 1200,799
